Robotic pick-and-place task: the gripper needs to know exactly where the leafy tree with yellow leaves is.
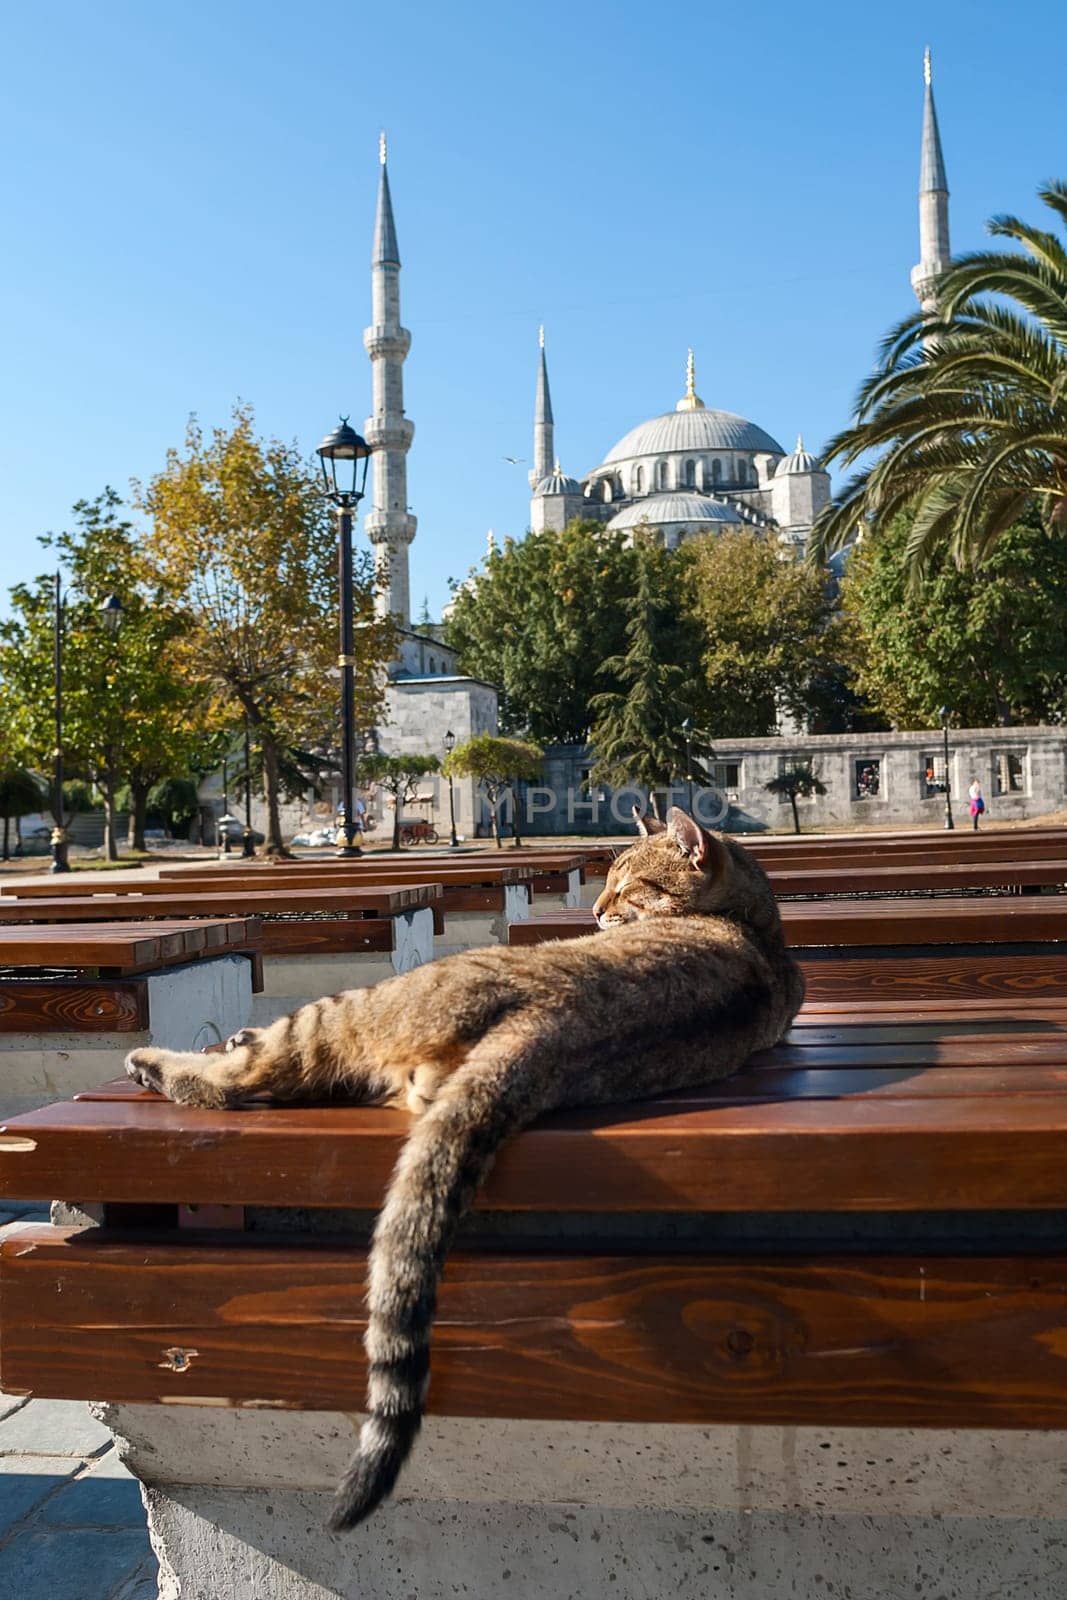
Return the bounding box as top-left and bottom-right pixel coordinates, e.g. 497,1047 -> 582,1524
136,405 -> 395,852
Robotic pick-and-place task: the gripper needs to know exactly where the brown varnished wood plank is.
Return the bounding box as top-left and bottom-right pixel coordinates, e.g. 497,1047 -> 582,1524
258,920 -> 395,955
0,919 -> 261,972
8,1085 -> 1067,1210
0,886 -> 439,919
0,981 -> 148,1034
509,901 -> 1067,947
5,1227 -> 1067,1428
799,955 -> 1067,1002
772,860 -> 1067,895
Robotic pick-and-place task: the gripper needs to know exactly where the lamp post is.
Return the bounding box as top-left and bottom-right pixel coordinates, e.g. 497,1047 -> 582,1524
317,417 -> 372,859
939,706 -> 954,831
241,719 -> 256,858
681,718 -> 694,814
443,729 -> 458,848
50,581 -> 124,873
219,756 -> 232,854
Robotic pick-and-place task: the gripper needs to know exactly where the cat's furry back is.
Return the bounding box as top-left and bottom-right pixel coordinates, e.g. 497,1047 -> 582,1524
125,809 -> 803,1529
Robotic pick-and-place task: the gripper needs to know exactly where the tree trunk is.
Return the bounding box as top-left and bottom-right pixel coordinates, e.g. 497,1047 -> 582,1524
490,785 -> 503,847
2,813 -> 8,862
127,780 -> 150,852
511,780 -> 523,847
392,793 -> 402,852
260,734 -> 287,855
790,794 -> 801,835
103,774 -> 120,861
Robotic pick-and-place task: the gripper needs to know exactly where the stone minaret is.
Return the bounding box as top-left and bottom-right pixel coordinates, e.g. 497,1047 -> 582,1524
528,326 -> 554,490
364,132 -> 416,625
910,47 -> 951,318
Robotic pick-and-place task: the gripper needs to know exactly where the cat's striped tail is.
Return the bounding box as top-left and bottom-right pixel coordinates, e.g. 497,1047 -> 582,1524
328,1019 -> 553,1532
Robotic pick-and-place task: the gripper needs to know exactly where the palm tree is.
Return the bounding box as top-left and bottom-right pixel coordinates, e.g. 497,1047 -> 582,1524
812,182 -> 1067,576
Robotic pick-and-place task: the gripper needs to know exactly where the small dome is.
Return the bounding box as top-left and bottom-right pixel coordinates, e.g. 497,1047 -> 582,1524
775,434 -> 822,477
535,460 -> 581,497
606,492 -> 743,533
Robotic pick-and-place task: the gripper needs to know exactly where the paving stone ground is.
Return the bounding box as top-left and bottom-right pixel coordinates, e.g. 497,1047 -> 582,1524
0,1206 -> 157,1598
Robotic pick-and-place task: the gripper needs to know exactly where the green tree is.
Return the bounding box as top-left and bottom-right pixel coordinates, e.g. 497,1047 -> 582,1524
814,182 -> 1067,577
588,548 -> 698,812
0,765 -> 47,860
838,510 -> 1067,728
445,520 -> 641,743
356,753 -> 440,852
136,406 -> 396,853
681,530 -> 841,735
764,763 -> 827,835
0,490 -> 206,860
443,735 -> 544,847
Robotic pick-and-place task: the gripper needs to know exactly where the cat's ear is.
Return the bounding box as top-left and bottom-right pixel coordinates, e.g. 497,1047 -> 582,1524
632,805 -> 667,837
667,807 -> 727,875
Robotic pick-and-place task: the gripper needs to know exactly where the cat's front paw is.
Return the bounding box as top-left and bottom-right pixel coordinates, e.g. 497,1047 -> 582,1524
125,1048 -> 165,1092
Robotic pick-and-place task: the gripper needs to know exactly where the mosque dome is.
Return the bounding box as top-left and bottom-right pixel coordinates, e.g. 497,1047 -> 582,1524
606,492 -> 743,534
535,462 -> 581,496
775,434 -> 822,476
599,353 -> 785,466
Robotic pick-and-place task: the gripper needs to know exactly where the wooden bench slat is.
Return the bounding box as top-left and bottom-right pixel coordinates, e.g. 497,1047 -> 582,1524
5,1227 -> 1067,1429
0,981 -> 149,1033
7,1075 -> 1067,1210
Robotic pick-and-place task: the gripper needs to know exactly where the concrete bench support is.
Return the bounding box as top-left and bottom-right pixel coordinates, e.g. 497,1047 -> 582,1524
250,906 -> 435,1026
434,884 -> 531,957
0,955 -> 253,1119
98,1405 -> 1067,1600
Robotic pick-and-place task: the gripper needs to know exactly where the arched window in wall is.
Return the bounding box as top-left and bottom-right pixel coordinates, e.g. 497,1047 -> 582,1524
633,465 -> 644,495
656,459 -> 668,491
711,459 -> 722,485
684,459 -> 696,488
429,655 -> 436,674
736,458 -> 748,485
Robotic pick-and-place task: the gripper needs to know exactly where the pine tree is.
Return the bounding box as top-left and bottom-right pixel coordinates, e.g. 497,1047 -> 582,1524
588,548 -> 696,814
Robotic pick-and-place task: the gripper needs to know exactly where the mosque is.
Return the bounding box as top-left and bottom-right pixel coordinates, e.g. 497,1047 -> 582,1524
356,51 -> 952,822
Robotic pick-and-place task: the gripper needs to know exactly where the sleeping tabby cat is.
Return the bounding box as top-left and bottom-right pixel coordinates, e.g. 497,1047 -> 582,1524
125,808 -> 803,1530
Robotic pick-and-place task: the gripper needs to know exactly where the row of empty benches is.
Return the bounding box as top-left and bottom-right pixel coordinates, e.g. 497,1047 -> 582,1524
1,823 -> 1067,1591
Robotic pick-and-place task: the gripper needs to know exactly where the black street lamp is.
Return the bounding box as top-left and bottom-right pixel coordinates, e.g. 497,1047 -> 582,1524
939,706 -> 954,831
681,718 -> 694,813
51,580 -> 124,873
317,417 -> 372,859
443,729 -> 458,848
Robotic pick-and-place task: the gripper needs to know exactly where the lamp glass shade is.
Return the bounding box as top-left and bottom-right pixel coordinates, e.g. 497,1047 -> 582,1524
443,729 -> 456,754
100,594 -> 124,635
316,418 -> 372,500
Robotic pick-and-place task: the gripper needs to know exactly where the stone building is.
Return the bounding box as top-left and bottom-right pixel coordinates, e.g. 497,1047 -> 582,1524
520,727 -> 1067,836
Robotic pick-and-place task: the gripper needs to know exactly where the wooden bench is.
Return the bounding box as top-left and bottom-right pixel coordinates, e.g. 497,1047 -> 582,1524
160,852 -> 588,906
0,920 -> 262,1117
3,976 -> 1067,1594
509,899 -> 1067,1003
0,887 -> 441,1028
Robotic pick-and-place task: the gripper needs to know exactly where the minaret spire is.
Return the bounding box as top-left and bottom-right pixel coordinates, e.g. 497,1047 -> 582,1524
910,48 -> 951,318
528,325 -> 555,490
364,134 -> 415,625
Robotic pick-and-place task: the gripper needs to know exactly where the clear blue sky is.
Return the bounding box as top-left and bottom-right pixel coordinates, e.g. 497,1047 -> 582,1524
1,0 -> 1063,618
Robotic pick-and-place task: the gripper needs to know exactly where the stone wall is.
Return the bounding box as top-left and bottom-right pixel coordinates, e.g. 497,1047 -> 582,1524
516,727 -> 1067,834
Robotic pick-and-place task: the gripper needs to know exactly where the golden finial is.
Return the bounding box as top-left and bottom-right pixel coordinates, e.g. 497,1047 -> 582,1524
379,129 -> 388,165
554,459 -> 562,475
486,528 -> 496,556
923,47 -> 932,86
675,347 -> 704,411
796,432 -> 805,453
538,324 -> 545,349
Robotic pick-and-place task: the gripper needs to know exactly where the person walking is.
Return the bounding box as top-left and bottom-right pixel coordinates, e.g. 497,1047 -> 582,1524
968,778 -> 985,831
